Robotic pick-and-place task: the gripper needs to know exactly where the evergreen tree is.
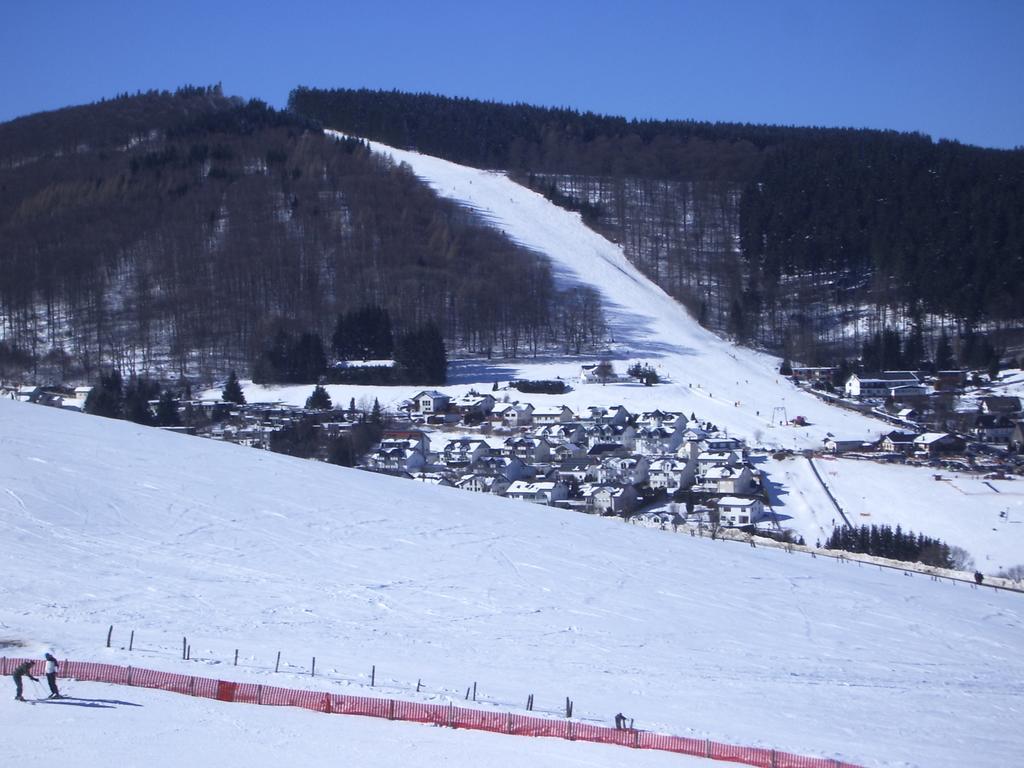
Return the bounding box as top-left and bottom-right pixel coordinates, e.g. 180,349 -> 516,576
934,331 -> 954,370
306,384 -> 332,410
84,369 -> 124,418
123,375 -> 159,426
371,397 -> 382,424
222,370 -> 246,404
156,389 -> 181,426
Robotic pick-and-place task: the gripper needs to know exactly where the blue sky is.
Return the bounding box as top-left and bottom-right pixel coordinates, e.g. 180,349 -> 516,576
2,0 -> 1022,149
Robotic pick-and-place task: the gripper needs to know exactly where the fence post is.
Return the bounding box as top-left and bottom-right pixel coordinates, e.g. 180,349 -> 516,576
388,699 -> 396,720
234,649 -> 238,666
567,720 -> 575,741
771,749 -> 776,768
634,729 -> 640,748
275,651 -> 281,673
705,739 -> 712,758
188,676 -> 195,696
256,685 -> 262,705
506,712 -> 513,734
1,657 -> 6,676
448,702 -> 455,728
129,630 -> 134,651
127,666 -> 132,686
182,637 -> 187,660
311,657 -> 316,677
371,665 -> 375,687
107,625 -> 113,648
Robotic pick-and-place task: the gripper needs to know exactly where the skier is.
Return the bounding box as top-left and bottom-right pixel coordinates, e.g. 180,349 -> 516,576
44,653 -> 61,698
12,660 -> 38,701
974,571 -> 984,585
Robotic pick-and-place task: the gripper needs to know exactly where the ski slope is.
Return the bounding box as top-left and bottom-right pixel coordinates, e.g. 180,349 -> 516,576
2,398 -> 1022,768
332,131 -> 885,452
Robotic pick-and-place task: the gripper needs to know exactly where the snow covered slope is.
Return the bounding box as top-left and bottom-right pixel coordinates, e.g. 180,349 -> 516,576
2,398 -> 1022,768
332,131 -> 885,451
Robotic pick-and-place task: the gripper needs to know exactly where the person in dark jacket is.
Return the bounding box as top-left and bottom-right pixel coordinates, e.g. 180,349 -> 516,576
12,660 -> 38,701
44,653 -> 61,698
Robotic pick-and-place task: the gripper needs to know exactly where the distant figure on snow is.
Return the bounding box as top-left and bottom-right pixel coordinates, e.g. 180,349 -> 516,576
12,660 -> 38,701
44,653 -> 61,698
614,712 -> 627,729
974,571 -> 985,585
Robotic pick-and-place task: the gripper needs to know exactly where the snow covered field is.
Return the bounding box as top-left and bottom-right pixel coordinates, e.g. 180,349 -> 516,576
7,141 -> 1022,767
2,398 -> 1023,768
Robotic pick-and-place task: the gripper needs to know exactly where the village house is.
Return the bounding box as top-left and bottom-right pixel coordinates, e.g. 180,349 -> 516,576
532,422 -> 586,444
696,450 -> 743,477
532,405 -> 576,425
637,410 -> 685,430
973,414 -> 1016,444
579,483 -> 640,516
632,509 -> 685,528
596,455 -> 649,485
790,366 -> 835,385
411,390 -> 450,414
504,480 -> 569,506
634,426 -> 682,455
912,433 -> 966,458
548,441 -> 587,462
844,372 -> 920,399
472,455 -> 529,482
934,370 -> 969,391
717,497 -> 765,527
456,473 -> 511,495
580,405 -> 631,427
450,392 -> 495,419
880,430 -> 918,454
980,396 -> 1022,416
699,464 -> 756,495
700,435 -> 745,455
407,472 -> 454,487
823,438 -> 871,454
441,437 -> 490,468
381,430 -> 432,456
364,438 -> 427,474
584,423 -> 636,451
14,385 -> 42,403
647,457 -> 695,492
492,402 -> 534,428
555,457 -> 601,486
503,435 -> 552,464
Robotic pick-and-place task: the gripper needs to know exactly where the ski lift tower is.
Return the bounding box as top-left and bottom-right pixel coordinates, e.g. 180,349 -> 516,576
772,406 -> 789,427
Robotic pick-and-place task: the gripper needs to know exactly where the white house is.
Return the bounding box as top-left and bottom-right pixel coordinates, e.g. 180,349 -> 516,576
493,402 -> 534,428
412,390 -> 450,414
365,441 -> 426,474
634,426 -> 682,455
532,405 -> 576,425
844,372 -> 919,399
441,438 -> 490,467
504,480 -> 569,505
596,455 -> 649,485
456,474 -> 511,495
717,497 -> 765,527
696,450 -> 742,477
700,465 -> 756,495
647,458 -> 694,491
579,483 -> 640,516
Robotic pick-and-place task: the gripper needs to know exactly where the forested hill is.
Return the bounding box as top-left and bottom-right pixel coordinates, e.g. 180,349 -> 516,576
290,88 -> 1024,365
0,88 -> 602,383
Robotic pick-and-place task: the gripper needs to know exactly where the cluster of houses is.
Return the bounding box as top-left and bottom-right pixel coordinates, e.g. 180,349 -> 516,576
362,389 -> 767,526
2,384 -> 93,409
824,392 -> 1024,461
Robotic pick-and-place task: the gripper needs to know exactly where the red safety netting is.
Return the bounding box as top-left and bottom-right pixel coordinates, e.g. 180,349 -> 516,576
2,657 -> 862,768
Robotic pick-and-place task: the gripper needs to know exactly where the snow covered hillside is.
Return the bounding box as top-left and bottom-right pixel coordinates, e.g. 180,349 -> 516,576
2,398 -> 1022,768
219,135 -> 1022,570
